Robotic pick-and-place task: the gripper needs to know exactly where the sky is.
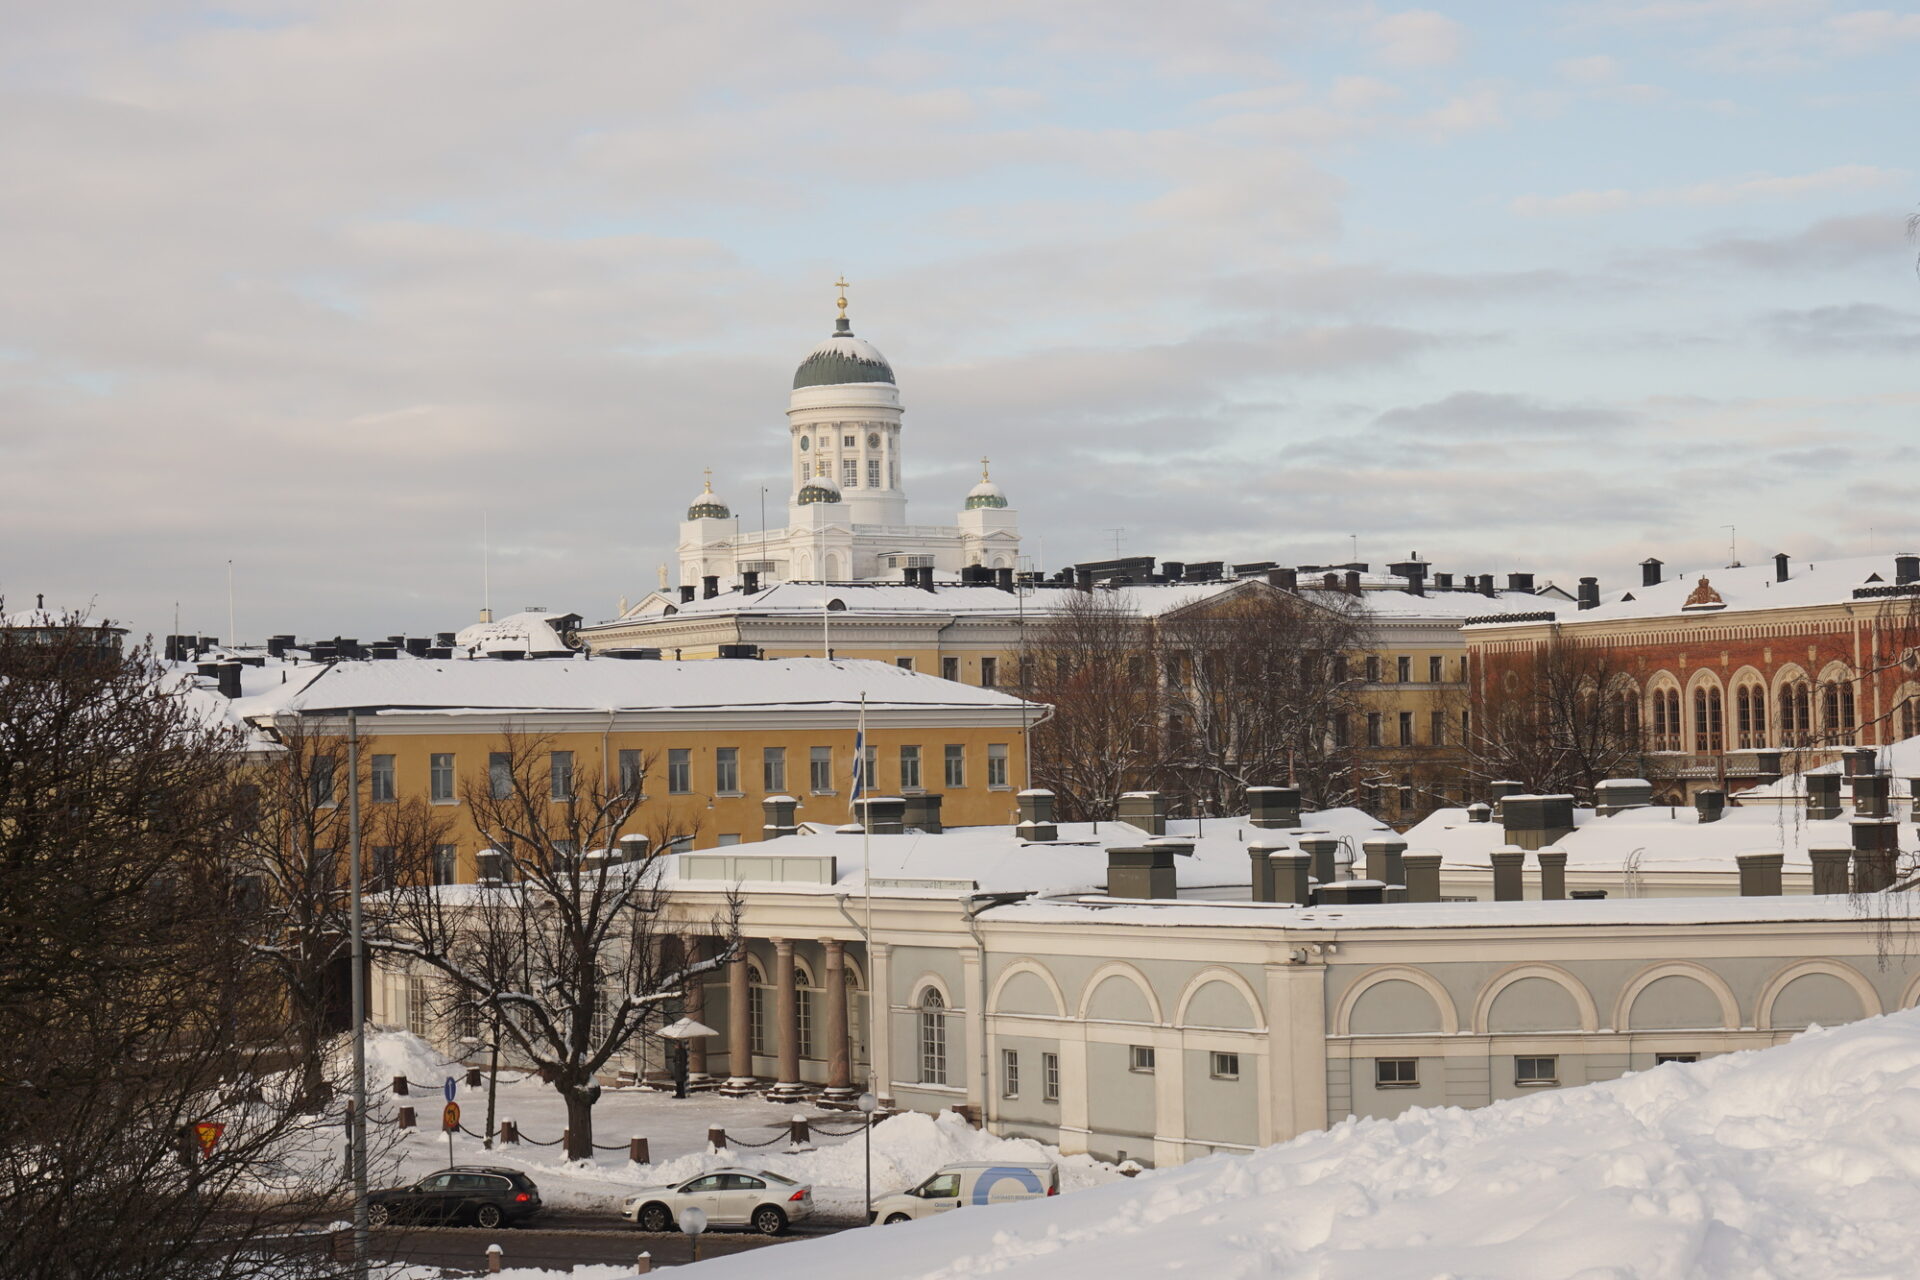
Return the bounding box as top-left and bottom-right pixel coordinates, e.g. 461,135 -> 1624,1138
2,0 -> 1916,641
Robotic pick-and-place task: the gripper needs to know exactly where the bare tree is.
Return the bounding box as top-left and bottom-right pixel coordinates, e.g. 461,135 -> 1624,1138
1157,585 -> 1374,814
0,615 -> 344,1280
1019,591 -> 1163,822
1465,635 -> 1659,802
378,734 -> 737,1159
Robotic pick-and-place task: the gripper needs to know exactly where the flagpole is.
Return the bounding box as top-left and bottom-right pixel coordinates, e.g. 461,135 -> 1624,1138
860,693 -> 873,1092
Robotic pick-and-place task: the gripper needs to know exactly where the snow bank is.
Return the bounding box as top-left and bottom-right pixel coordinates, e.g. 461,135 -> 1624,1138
686,1010 -> 1920,1278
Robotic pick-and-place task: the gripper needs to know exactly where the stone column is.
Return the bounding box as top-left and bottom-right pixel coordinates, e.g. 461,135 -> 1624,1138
868,942 -> 893,1105
722,944 -> 754,1093
822,938 -> 853,1098
685,938 -> 710,1081
772,938 -> 803,1096
1490,849 -> 1526,901
1536,849 -> 1568,901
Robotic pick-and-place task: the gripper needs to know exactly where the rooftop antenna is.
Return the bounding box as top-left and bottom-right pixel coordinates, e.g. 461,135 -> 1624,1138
1350,534 -> 1359,562
1723,525 -> 1740,568
226,559 -> 236,647
480,511 -> 493,623
1107,527 -> 1125,558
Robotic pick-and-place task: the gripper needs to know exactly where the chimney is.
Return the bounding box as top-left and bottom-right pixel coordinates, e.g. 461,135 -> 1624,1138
1898,554 -> 1920,586
1268,567 -> 1299,591
1774,552 -> 1790,583
1247,785 -> 1302,830
1362,837 -> 1406,889
435,632 -> 457,647
1487,780 -> 1524,817
1737,852 -> 1784,897
1344,570 -> 1362,595
214,663 -> 243,700
1844,747 -> 1877,778
1465,801 -> 1492,824
1298,836 -> 1340,888
1594,777 -> 1653,816
1806,772 -> 1842,821
856,796 -> 906,836
1106,845 -> 1177,901
1117,791 -> 1167,835
1694,789 -> 1725,824
702,575 -> 719,600
1433,571 -> 1454,591
1809,847 -> 1850,895
679,585 -> 696,604
1477,573 -> 1495,597
919,565 -> 937,592
1501,793 -> 1575,849
1161,561 -> 1185,581
404,636 -> 430,657
1854,773 -> 1891,819
1537,848 -> 1568,900
902,793 -> 943,834
742,570 -> 761,594
1269,850 -> 1311,905
267,634 -> 294,658
1247,840 -> 1285,902
1316,881 -> 1383,905
994,567 -> 1014,591
1016,789 -> 1058,841
1853,818 -> 1897,891
1490,848 -> 1525,901
1506,572 -> 1535,594
1075,568 -> 1093,593
1640,557 -> 1663,587
1322,572 -> 1340,591
1578,577 -> 1600,610
1401,852 -> 1442,903
762,796 -> 799,840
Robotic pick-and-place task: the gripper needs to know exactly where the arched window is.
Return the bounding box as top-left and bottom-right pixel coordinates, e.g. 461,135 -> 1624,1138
1822,679 -> 1857,740
795,966 -> 816,1060
1735,684 -> 1768,749
747,961 -> 769,1056
1779,682 -> 1811,744
1693,686 -> 1723,754
1901,696 -> 1919,742
917,988 -> 948,1085
1650,687 -> 1681,752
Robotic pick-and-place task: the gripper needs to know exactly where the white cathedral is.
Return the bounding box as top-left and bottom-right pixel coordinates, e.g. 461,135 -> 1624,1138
674,284 -> 1021,590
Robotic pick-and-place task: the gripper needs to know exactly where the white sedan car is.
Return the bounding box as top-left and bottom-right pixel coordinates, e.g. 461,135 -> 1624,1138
622,1166 -> 813,1236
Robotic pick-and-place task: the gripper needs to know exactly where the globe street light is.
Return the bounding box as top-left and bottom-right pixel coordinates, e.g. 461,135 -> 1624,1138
680,1204 -> 708,1263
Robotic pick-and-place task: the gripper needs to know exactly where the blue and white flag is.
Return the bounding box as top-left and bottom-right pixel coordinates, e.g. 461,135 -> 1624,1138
850,695 -> 868,819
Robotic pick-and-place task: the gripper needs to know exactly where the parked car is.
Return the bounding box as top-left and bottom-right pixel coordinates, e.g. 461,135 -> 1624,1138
869,1161 -> 1059,1224
367,1166 -> 543,1229
622,1167 -> 813,1236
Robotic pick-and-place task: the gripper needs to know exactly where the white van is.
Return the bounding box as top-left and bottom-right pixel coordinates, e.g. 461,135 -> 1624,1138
868,1161 -> 1059,1224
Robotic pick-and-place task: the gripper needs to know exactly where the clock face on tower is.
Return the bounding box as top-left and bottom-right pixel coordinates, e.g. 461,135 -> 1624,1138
867,433 -> 880,448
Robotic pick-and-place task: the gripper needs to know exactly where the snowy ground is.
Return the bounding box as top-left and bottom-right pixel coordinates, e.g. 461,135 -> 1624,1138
338,1032 -> 1117,1226
655,1009 -> 1920,1279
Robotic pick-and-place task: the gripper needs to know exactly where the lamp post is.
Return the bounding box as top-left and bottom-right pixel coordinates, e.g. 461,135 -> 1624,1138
680,1205 -> 707,1263
857,1091 -> 878,1222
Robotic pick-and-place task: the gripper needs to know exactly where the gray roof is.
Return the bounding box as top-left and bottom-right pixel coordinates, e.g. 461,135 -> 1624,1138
792,324 -> 895,389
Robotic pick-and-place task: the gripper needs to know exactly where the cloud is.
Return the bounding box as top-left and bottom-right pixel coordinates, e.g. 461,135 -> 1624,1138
1373,391 -> 1640,438
1556,54 -> 1624,84
1367,10 -> 1468,67
1763,303 -> 1920,353
1512,164 -> 1905,215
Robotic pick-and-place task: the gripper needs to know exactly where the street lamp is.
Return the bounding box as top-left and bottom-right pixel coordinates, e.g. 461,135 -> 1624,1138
680,1205 -> 708,1263
658,1017 -> 718,1100
857,1091 -> 878,1222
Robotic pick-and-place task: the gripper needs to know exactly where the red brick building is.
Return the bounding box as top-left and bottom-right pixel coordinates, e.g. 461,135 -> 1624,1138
1464,551 -> 1920,800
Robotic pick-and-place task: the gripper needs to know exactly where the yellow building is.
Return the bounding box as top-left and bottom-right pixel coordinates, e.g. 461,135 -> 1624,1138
242,654 -> 1042,877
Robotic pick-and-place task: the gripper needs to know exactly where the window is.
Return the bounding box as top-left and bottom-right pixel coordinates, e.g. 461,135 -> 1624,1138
1376,1058 -> 1418,1087
488,752 -> 511,800
1654,1053 -> 1698,1065
1398,711 -> 1414,746
899,745 -> 922,791
1461,708 -> 1471,743
749,982 -> 767,1055
987,743 -> 1009,788
1332,713 -> 1351,748
667,748 -> 691,794
762,747 -> 786,793
1902,698 -> 1919,741
716,833 -> 741,846
918,990 -> 948,1085
430,753 -> 456,803
1129,1045 -> 1156,1073
1429,655 -> 1443,682
1430,711 -> 1445,745
942,656 -> 959,682
432,844 -> 458,885
894,656 -> 915,671
1824,679 -> 1857,737
310,755 -> 337,808
406,971 -> 432,1038
1366,712 -> 1383,748
1210,1051 -> 1239,1080
810,746 -> 833,793
1396,656 -> 1410,682
715,747 -> 740,794
1515,1055 -> 1558,1086
1399,774 -> 1415,813
1002,1048 -> 1019,1098
370,754 -> 396,803
863,744 -> 878,792
980,657 -> 998,688
868,458 -> 881,488
1780,683 -> 1811,744
944,744 -> 965,788
842,458 -> 858,487
1651,687 -> 1681,751
1693,687 -> 1723,753
618,749 -> 644,796
1365,655 -> 1381,682
549,750 -> 574,801
1331,655 -> 1349,683
796,982 -> 814,1059
842,434 -> 855,448
1735,684 -> 1768,749
1042,1051 -> 1060,1101
371,846 -> 396,890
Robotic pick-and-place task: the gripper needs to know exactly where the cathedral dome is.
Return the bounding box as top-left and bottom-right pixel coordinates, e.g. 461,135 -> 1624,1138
686,478 -> 731,520
964,459 -> 1009,509
797,481 -> 843,505
793,325 -> 895,390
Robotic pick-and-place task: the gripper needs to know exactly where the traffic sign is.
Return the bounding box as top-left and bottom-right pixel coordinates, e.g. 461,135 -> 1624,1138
192,1122 -> 225,1158
442,1102 -> 461,1133
443,1076 -> 458,1103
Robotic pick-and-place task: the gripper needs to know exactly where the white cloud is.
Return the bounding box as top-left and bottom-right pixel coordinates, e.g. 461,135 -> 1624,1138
1512,164 -> 1905,215
1367,10 -> 1468,67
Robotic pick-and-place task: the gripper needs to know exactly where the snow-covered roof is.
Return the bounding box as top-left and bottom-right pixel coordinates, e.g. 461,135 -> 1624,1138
671,809 -> 1395,899
792,333 -> 894,389
454,610 -> 578,657
244,655 -> 1042,719
1738,736 -> 1920,801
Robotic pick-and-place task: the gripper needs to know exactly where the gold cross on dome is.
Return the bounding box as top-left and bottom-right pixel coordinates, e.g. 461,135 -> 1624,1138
703,466 -> 713,492
834,276 -> 850,319
980,456 -> 991,480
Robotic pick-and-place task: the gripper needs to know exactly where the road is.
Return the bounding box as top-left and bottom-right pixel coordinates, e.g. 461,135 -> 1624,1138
304,1220 -> 845,1273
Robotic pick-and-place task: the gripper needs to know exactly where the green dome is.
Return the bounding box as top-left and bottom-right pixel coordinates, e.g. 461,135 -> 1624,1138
686,479 -> 731,520
797,482 -> 843,505
793,320 -> 895,390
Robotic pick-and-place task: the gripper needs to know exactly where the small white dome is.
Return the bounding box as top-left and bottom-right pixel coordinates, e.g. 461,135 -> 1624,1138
687,476 -> 731,521
965,459 -> 1009,509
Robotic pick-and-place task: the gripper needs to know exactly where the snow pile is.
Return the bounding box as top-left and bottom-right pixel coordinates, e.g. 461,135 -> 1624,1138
688,1010 -> 1920,1278
359,1028 -> 465,1090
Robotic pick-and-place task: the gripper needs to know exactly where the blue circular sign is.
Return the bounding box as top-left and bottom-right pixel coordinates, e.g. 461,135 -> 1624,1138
443,1076 -> 458,1103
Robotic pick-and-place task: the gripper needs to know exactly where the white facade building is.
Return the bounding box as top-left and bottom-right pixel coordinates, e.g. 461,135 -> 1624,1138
676,286 -> 1021,591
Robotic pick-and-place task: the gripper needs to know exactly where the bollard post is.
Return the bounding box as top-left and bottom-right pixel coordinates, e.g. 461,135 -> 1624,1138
561,1129 -> 571,1154
396,1106 -> 415,1130
635,1253 -> 652,1275
629,1136 -> 649,1164
707,1125 -> 727,1151
789,1116 -> 810,1146
466,1067 -> 483,1088
499,1119 -> 517,1145
393,1075 -> 409,1097
486,1243 -> 503,1274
